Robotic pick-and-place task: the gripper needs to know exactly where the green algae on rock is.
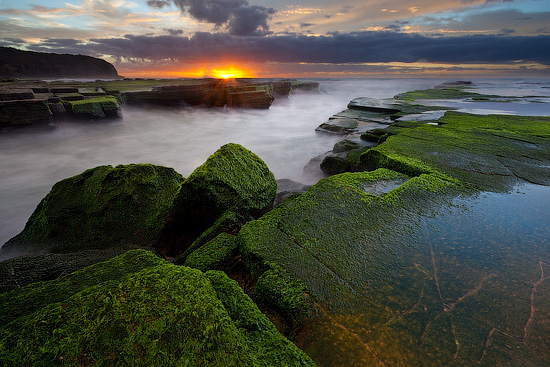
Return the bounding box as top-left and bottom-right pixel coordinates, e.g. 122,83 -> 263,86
0,248 -> 138,293
238,169 -> 459,312
1,164 -> 184,257
205,270 -> 316,366
183,232 -> 239,272
360,111 -> 550,191
155,143 -> 277,258
0,249 -> 166,325
66,95 -> 121,118
0,250 -> 314,366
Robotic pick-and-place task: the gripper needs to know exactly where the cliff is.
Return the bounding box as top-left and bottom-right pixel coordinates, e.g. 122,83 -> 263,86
0,47 -> 119,79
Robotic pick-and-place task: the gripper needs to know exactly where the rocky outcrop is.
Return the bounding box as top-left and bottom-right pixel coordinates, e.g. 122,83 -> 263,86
0,249 -> 315,366
156,143 -> 277,259
1,164 -> 184,258
65,95 -> 122,118
0,99 -> 52,126
0,47 -> 119,79
122,80 -> 275,109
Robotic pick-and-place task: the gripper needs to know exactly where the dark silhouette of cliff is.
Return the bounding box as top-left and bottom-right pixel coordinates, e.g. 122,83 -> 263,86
0,47 -> 119,79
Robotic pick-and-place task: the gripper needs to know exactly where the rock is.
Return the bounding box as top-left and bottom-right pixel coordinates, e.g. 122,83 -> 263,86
227,89 -> 273,109
271,80 -> 292,96
290,81 -> 320,93
333,134 -> 375,153
0,88 -> 34,101
155,143 -> 277,258
0,249 -> 314,366
0,249 -> 166,322
1,164 -> 184,257
182,232 -> 239,271
122,80 -> 275,109
0,99 -> 52,125
316,118 -> 359,134
320,152 -> 354,175
51,87 -> 79,94
274,179 -> 311,208
316,109 -> 394,135
238,168 -> 455,310
0,248 -> 139,293
66,95 -> 121,119
348,97 -> 403,114
56,93 -> 85,101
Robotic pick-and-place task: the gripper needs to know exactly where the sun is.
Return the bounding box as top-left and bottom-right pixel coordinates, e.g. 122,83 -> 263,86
210,65 -> 251,79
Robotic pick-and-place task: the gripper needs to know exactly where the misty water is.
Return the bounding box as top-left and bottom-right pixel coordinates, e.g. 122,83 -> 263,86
1,78 -> 549,249
0,78 -> 444,247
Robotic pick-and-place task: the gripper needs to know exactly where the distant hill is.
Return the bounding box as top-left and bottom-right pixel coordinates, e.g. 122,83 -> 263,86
0,47 -> 119,79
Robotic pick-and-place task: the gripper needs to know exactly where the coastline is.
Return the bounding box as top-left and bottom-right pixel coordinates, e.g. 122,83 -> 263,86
1,79 -> 550,366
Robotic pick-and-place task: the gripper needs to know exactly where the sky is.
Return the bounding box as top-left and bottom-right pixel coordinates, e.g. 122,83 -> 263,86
1,0 -> 549,78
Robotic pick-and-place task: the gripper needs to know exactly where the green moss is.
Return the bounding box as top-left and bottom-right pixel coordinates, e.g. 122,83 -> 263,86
173,143 -> 276,216
360,111 -> 550,191
394,88 -> 488,101
156,143 -> 276,258
67,95 -> 120,118
0,251 -> 314,366
183,233 -> 239,272
0,249 -> 166,325
205,270 -> 316,366
252,263 -> 313,324
0,248 -> 140,293
2,164 -> 184,255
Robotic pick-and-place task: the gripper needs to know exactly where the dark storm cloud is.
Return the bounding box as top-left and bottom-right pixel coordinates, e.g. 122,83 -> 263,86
498,28 -> 515,36
147,1 -> 171,9
164,28 -> 184,36
152,0 -> 275,36
0,38 -> 26,47
27,31 -> 550,65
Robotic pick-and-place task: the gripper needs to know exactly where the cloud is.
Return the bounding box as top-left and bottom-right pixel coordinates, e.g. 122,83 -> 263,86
26,31 -> 550,66
164,28 -> 184,36
300,23 -> 315,28
151,0 -> 275,36
147,0 -> 171,9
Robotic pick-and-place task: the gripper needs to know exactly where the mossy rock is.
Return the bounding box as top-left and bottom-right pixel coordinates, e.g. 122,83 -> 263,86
205,270 -> 316,366
156,143 -> 277,258
0,248 -> 139,293
67,95 -> 121,118
182,232 -> 239,271
0,249 -> 166,325
238,169 -> 458,311
1,164 -> 184,257
0,250 -> 314,366
360,111 -> 550,191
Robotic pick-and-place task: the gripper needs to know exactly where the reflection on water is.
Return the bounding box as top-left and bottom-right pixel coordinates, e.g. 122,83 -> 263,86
302,183 -> 550,366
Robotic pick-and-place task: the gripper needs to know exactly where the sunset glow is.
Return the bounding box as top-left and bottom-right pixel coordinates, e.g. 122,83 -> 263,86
209,66 -> 253,79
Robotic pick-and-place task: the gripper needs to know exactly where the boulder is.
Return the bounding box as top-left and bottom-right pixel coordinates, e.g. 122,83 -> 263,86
155,143 -> 277,258
1,164 -> 184,257
0,249 -> 314,366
